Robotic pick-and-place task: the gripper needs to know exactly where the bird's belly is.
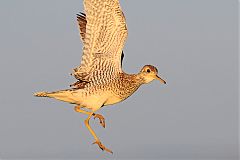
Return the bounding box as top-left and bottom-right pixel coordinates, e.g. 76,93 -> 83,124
104,95 -> 122,106
81,93 -> 109,111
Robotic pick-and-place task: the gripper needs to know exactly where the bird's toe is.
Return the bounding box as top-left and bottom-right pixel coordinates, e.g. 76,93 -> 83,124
92,141 -> 113,154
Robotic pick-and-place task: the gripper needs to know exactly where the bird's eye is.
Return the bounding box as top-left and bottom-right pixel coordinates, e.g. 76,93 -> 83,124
146,69 -> 151,73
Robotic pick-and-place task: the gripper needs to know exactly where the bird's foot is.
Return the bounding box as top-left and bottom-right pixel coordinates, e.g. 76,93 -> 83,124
93,114 -> 105,128
92,141 -> 113,154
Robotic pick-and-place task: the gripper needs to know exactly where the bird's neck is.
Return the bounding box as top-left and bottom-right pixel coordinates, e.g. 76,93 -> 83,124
115,72 -> 144,99
120,72 -> 145,85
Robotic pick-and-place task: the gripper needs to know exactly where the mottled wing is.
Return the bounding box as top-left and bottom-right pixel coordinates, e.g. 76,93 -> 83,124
73,0 -> 128,83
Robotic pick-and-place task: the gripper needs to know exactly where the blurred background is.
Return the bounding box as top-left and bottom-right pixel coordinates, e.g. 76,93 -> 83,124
0,0 -> 238,159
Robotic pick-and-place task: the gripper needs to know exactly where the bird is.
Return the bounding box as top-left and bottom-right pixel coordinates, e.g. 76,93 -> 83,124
34,0 -> 166,154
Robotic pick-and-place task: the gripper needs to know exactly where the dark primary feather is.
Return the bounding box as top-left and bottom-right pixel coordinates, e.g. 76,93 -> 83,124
77,12 -> 87,42
121,51 -> 124,67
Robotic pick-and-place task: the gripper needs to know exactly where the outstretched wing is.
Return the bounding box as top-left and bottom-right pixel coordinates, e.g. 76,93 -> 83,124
72,0 -> 128,83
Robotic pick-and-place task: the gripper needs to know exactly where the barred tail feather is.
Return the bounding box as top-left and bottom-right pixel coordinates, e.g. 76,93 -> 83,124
34,92 -> 49,97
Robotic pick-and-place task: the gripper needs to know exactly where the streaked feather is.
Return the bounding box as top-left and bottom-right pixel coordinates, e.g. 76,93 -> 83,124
72,0 -> 128,85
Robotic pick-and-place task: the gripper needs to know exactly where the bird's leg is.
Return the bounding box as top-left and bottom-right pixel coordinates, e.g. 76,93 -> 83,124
74,106 -> 105,128
85,112 -> 113,154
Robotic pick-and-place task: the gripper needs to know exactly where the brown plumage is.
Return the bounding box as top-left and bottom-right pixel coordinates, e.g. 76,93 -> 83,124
34,0 -> 166,154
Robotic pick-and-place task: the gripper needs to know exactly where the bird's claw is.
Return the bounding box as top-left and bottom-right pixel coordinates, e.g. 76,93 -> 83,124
93,114 -> 105,128
92,141 -> 113,154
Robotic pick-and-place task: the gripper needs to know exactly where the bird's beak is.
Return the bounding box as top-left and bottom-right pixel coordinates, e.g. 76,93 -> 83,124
155,75 -> 166,84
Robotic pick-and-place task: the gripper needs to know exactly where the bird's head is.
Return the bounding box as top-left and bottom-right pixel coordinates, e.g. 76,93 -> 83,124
139,65 -> 166,84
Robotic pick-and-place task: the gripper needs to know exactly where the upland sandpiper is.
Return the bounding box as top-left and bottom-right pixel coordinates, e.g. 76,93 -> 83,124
34,0 -> 166,153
